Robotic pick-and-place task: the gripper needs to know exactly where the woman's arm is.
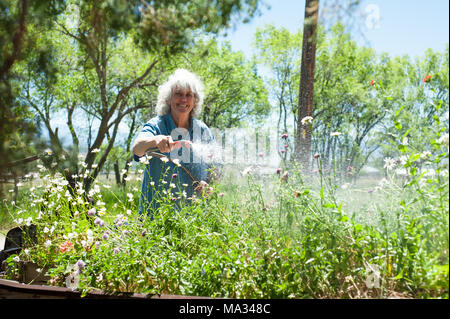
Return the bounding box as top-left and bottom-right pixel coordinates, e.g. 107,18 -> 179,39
132,135 -> 175,157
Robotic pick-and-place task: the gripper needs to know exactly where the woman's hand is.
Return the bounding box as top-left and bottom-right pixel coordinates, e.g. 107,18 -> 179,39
155,135 -> 175,153
132,135 -> 175,157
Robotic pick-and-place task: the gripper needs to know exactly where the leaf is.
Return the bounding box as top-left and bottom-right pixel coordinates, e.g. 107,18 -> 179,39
398,144 -> 406,153
391,231 -> 397,240
393,270 -> 404,280
410,153 -> 421,162
433,264 -> 449,276
145,267 -> 156,277
395,105 -> 405,117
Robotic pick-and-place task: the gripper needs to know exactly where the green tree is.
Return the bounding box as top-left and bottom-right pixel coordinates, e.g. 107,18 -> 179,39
0,0 -> 65,196
312,24 -> 406,177
253,23 -> 418,178
377,46 -> 449,167
136,0 -> 264,54
253,25 -> 302,136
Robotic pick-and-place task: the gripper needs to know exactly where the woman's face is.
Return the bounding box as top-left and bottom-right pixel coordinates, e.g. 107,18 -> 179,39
170,86 -> 195,118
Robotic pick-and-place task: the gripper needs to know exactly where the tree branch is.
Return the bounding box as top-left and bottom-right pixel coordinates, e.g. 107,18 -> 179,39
110,60 -> 159,111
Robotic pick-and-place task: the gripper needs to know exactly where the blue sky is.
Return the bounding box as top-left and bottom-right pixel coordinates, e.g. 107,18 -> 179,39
221,0 -> 449,58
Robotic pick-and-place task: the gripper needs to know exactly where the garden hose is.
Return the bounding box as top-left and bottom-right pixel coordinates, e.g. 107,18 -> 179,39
145,140 -> 199,189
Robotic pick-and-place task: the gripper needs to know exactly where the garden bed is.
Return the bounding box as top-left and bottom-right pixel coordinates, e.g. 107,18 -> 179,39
0,229 -> 209,299
0,260 -> 210,300
0,277 -> 209,299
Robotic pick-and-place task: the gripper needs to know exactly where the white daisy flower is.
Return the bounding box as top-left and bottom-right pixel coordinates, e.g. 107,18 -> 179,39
301,116 -> 313,125
383,157 -> 396,170
172,158 -> 181,167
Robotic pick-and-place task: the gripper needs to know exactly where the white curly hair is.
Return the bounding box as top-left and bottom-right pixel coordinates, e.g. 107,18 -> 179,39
156,68 -> 204,118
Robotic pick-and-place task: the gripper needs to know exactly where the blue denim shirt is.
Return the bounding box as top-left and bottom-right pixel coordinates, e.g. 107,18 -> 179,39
133,114 -> 214,215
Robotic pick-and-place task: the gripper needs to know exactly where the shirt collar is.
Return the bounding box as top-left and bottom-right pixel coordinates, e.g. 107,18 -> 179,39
164,113 -> 195,139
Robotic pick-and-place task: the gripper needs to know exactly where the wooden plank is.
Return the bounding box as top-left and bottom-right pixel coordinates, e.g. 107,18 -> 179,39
0,278 -> 210,299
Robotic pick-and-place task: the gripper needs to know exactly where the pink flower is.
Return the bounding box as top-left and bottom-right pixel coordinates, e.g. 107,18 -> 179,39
313,153 -> 321,159
276,168 -> 282,174
59,240 -> 73,253
94,217 -> 105,227
172,173 -> 178,179
281,171 -> 289,182
258,152 -> 264,158
281,133 -> 288,139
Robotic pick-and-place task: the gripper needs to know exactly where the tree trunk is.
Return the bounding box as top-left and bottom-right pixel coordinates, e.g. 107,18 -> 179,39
0,0 -> 28,79
114,161 -> 121,186
120,111 -> 137,187
295,0 -> 319,172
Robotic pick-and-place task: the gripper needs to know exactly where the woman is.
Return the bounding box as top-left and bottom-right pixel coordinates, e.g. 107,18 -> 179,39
132,69 -> 215,216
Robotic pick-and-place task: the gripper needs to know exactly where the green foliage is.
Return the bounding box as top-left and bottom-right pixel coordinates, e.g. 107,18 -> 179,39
253,24 -> 302,133
0,0 -> 65,191
252,23 -> 449,181
378,47 -> 449,164
135,0 -> 263,55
